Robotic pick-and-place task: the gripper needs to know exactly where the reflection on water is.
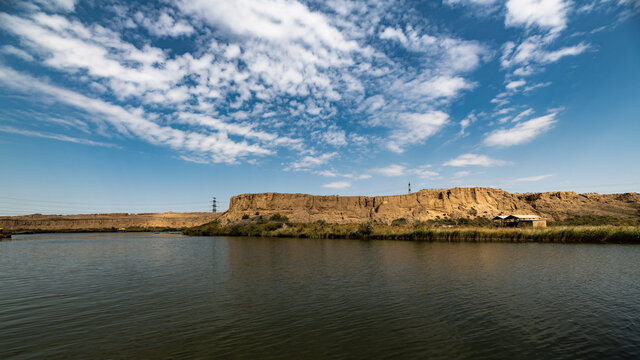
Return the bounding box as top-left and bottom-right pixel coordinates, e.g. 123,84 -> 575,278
1,233 -> 639,359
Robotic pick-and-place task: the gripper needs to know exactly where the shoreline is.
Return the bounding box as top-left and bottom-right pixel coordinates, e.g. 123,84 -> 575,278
184,221 -> 640,244
4,223 -> 640,244
0,227 -> 184,238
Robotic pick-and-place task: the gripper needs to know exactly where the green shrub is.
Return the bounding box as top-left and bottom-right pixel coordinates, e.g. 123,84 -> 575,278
391,218 -> 409,225
269,213 -> 289,222
357,220 -> 374,235
241,214 -> 250,220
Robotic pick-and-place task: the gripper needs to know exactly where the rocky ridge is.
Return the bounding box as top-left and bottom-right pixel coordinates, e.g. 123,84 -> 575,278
221,187 -> 640,223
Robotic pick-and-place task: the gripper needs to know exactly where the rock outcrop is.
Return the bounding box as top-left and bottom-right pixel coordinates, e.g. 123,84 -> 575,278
221,187 -> 640,223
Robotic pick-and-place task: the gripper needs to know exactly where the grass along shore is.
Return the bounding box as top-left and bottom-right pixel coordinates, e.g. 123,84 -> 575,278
1,227 -> 184,237
184,217 -> 640,244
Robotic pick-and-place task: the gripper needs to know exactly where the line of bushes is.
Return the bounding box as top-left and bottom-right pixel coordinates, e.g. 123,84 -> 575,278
184,217 -> 640,244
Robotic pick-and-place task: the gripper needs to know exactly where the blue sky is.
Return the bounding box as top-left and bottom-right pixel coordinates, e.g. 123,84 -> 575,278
0,0 -> 639,215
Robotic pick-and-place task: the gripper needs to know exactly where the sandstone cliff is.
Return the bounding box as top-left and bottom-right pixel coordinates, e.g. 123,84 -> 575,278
221,188 -> 640,224
0,212 -> 222,231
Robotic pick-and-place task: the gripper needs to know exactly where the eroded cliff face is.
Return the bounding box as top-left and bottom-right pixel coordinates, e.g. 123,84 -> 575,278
221,187 -> 640,223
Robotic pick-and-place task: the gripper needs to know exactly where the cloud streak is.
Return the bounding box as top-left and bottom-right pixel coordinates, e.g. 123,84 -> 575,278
484,113 -> 557,147
0,124 -> 118,148
444,154 -> 509,167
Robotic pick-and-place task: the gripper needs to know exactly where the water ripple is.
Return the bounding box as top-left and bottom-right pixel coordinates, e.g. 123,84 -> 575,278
0,234 -> 639,359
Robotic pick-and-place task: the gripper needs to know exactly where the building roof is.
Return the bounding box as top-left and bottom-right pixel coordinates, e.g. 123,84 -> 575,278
505,214 -> 543,220
492,215 -> 508,220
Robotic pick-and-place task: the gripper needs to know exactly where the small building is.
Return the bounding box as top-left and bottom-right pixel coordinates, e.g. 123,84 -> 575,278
504,214 -> 547,228
493,214 -> 546,228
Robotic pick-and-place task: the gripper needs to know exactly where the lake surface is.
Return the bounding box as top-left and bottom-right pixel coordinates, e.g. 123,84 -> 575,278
1,233 -> 639,359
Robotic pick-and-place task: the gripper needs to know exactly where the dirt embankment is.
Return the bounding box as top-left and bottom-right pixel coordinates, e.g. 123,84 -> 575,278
221,187 -> 640,223
0,212 -> 222,231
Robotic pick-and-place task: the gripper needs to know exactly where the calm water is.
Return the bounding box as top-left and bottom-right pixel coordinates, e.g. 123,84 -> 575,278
1,233 -> 639,359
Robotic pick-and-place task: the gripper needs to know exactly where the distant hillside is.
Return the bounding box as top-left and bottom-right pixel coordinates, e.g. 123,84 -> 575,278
220,188 -> 640,224
0,212 -> 222,231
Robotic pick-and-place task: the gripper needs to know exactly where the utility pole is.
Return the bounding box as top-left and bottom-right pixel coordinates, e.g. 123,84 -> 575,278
212,196 -> 217,213
408,182 -> 411,194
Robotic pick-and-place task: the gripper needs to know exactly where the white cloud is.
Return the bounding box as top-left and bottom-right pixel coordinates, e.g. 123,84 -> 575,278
176,0 -> 357,52
315,170 -> 338,177
523,81 -> 551,92
379,27 -> 408,44
0,124 -> 118,148
386,111 -> 449,153
484,112 -> 557,146
459,112 -> 478,135
412,166 -> 439,179
323,181 -> 351,189
505,0 -> 570,33
375,164 -> 407,176
287,152 -> 338,171
0,1 -> 500,167
136,11 -> 195,38
322,126 -> 347,146
460,119 -> 471,135
0,66 -> 272,163
34,0 -> 77,12
453,170 -> 471,178
315,170 -> 371,180
395,76 -> 475,100
506,79 -> 526,90
501,36 -> 589,69
514,174 -> 553,182
374,164 -> 438,178
345,173 -> 372,180
0,12 -> 184,98
513,66 -> 535,76
378,27 -> 489,73
511,108 -> 534,122
0,45 -> 34,61
445,0 -> 499,4
542,43 -> 590,62
444,153 -> 509,167
176,113 -> 279,142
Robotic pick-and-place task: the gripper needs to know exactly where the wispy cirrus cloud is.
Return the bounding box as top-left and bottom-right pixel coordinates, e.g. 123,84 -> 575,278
0,0 -> 490,167
323,181 -> 351,189
0,66 -> 273,163
386,111 -> 449,153
501,37 -> 589,71
374,164 -> 439,178
1,0 -> 624,182
513,174 -> 554,182
0,45 -> 34,61
444,153 -> 509,167
484,112 -> 557,147
286,152 -> 338,171
0,124 -> 118,148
